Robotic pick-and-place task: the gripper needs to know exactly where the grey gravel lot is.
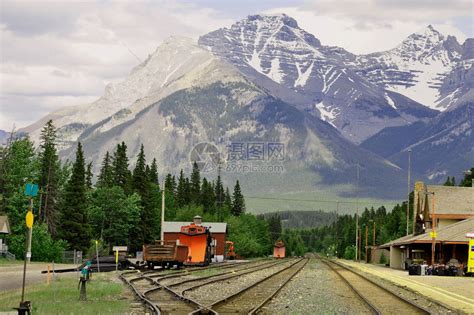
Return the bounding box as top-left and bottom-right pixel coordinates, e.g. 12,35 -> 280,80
261,258 -> 369,314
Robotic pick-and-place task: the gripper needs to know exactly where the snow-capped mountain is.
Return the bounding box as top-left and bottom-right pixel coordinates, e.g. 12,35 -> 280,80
361,100 -> 474,182
22,37 -> 216,147
199,14 -> 437,143
356,25 -> 468,111
18,14 -> 472,198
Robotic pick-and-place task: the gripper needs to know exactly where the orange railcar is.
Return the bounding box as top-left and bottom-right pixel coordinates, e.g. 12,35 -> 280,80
179,223 -> 212,266
273,240 -> 286,258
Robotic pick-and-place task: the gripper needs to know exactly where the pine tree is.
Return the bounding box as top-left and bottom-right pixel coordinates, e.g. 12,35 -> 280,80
231,180 -> 245,216
215,174 -> 225,210
176,169 -> 186,208
85,162 -> 93,190
38,120 -> 61,236
148,158 -> 159,184
201,178 -> 215,214
190,162 -> 201,204
224,187 -> 232,210
131,144 -> 153,248
97,151 -> 114,188
184,177 -> 191,205
113,142 -> 131,194
58,142 -> 90,252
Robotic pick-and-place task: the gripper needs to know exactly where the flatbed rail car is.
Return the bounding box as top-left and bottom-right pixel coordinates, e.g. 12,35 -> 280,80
143,240 -> 188,269
179,222 -> 212,266
273,240 -> 286,258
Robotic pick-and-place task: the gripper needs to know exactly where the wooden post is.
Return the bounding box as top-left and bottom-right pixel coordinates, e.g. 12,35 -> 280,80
373,221 -> 376,246
365,225 -> 368,263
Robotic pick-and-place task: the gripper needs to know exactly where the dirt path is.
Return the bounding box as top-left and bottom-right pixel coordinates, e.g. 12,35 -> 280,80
0,262 -> 78,292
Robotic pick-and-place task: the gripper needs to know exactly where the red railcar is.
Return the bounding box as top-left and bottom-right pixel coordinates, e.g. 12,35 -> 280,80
273,240 -> 286,259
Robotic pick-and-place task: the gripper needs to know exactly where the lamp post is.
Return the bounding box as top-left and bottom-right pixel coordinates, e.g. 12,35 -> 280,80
161,179 -> 165,241
407,149 -> 411,236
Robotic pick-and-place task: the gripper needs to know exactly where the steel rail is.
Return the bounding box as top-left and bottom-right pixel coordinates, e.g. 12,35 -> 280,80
191,258 -> 307,314
322,259 -> 431,315
171,260 -> 286,292
119,272 -> 161,315
248,258 -> 309,314
143,284 -> 213,315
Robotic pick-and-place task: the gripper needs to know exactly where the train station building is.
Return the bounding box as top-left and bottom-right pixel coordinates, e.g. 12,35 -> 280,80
380,183 -> 474,269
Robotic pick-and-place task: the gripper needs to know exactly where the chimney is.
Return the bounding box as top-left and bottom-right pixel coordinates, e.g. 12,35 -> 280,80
193,215 -> 202,225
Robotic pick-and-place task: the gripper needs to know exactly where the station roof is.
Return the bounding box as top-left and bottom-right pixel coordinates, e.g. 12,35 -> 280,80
425,185 -> 474,217
162,221 -> 227,234
380,217 -> 474,248
0,216 -> 10,234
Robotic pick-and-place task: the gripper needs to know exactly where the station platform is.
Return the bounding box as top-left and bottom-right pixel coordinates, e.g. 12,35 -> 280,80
337,259 -> 474,314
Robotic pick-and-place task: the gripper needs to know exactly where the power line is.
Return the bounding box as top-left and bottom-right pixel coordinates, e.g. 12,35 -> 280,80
245,195 -> 399,205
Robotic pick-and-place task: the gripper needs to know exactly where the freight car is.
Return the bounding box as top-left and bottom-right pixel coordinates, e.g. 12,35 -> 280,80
273,240 -> 286,258
143,240 -> 188,269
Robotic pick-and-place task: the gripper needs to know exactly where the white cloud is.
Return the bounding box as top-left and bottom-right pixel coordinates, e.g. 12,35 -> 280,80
264,5 -> 469,54
0,0 -> 232,130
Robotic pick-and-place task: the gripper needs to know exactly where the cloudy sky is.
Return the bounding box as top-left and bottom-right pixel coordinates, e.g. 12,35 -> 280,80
0,0 -> 472,131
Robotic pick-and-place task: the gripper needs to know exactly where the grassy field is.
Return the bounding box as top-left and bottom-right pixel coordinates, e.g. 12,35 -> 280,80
0,272 -> 130,314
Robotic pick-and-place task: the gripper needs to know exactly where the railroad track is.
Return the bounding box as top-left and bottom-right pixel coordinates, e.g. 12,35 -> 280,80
166,259 -> 286,291
121,269 -> 208,314
321,259 -> 430,315
121,259 -> 280,315
192,258 -> 308,314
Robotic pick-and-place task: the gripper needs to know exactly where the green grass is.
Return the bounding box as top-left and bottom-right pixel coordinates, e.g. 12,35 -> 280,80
0,258 -> 23,266
0,273 -> 130,315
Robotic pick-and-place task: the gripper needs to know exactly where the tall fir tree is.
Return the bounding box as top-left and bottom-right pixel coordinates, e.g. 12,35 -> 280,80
97,151 -> 114,188
184,177 -> 191,205
190,162 -> 201,204
201,178 -> 215,214
176,169 -> 186,208
231,180 -> 245,216
58,142 -> 90,252
148,158 -> 159,184
224,187 -> 232,210
131,144 -> 153,249
214,174 -> 225,211
113,142 -> 131,194
38,120 -> 61,236
85,162 -> 93,190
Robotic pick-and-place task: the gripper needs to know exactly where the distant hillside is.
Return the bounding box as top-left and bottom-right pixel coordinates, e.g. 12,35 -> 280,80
262,210 -> 337,229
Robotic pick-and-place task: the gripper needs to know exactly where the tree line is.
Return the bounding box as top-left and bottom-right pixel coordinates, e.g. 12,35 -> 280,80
279,168 -> 473,260
0,120 -> 267,261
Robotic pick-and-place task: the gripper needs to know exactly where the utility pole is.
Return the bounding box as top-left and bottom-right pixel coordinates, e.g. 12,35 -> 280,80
407,149 -> 411,236
335,201 -> 339,257
161,179 -> 165,241
365,225 -> 368,263
355,165 -> 360,262
373,221 -> 376,246
430,192 -> 436,265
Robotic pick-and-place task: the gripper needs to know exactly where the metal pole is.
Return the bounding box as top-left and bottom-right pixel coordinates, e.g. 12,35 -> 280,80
355,165 -> 360,262
407,149 -> 411,236
161,179 -> 165,241
20,227 -> 31,303
95,240 -> 100,273
431,193 -> 436,265
26,198 -> 33,262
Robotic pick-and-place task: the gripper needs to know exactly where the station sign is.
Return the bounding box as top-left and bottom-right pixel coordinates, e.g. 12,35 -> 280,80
112,246 -> 128,252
